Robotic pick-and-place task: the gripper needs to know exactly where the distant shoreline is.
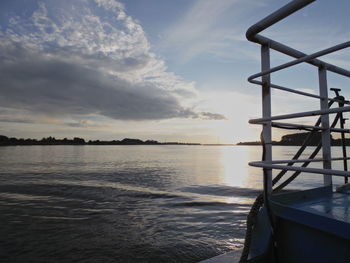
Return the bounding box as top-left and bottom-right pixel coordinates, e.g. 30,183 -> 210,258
237,131 -> 350,146
5,131 -> 346,147
0,135 -> 202,146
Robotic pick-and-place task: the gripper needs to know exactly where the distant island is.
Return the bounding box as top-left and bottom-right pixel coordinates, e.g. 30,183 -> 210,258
0,135 -> 200,146
237,132 -> 350,146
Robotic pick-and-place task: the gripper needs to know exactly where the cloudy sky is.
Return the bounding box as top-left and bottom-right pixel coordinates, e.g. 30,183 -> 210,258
1,0 -> 350,143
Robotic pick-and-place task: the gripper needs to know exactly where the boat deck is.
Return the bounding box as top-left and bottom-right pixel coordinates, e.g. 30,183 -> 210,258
270,186 -> 350,240
293,190 -> 350,223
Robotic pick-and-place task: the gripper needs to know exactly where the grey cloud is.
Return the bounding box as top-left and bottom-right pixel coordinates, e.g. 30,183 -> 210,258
200,112 -> 226,120
0,40 -> 204,121
0,118 -> 34,124
0,107 -> 37,124
65,120 -> 90,128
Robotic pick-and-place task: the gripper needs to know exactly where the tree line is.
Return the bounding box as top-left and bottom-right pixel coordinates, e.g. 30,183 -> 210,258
237,132 -> 350,146
0,135 -> 200,146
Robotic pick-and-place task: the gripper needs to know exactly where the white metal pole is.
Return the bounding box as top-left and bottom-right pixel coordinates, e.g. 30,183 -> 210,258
318,67 -> 333,186
261,45 -> 273,193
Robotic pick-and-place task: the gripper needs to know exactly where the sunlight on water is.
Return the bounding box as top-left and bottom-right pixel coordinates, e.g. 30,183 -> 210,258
220,146 -> 262,189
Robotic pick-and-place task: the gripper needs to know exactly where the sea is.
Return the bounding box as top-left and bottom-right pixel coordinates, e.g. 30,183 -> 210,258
0,145 -> 347,263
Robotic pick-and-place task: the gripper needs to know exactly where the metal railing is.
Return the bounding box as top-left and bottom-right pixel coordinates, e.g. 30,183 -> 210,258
246,0 -> 350,194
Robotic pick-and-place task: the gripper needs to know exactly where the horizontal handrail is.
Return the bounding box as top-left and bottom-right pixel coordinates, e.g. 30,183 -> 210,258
249,79 -> 324,99
248,41 -> 350,82
249,162 -> 350,177
330,127 -> 350,133
249,106 -> 350,124
272,122 -> 324,130
271,122 -> 350,133
250,79 -> 350,105
258,35 -> 350,78
251,156 -> 350,165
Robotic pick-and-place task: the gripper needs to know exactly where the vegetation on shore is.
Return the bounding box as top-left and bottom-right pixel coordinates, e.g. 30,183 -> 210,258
0,135 -> 200,146
237,132 -> 350,146
4,131 -> 347,147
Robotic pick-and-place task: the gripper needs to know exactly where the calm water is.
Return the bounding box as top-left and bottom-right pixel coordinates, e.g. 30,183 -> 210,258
0,145 -> 347,262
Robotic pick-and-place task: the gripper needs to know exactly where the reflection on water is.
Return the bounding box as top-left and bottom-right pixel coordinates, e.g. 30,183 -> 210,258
0,145 -> 347,262
220,146 -> 262,188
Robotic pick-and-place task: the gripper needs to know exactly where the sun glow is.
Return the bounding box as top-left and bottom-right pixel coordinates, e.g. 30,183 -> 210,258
200,91 -> 260,144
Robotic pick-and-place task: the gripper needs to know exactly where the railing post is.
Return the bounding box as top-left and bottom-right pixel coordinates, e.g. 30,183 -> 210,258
318,67 -> 332,186
261,45 -> 272,194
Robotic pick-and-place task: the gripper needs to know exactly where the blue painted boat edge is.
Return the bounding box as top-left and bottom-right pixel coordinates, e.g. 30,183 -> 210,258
270,186 -> 350,240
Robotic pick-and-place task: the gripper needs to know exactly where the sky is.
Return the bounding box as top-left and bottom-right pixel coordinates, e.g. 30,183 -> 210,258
0,0 -> 350,144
